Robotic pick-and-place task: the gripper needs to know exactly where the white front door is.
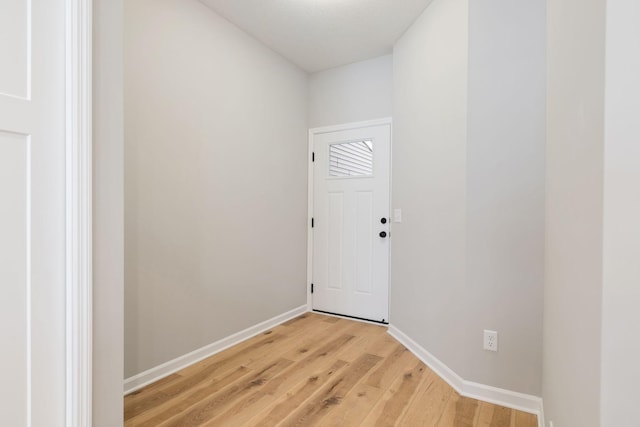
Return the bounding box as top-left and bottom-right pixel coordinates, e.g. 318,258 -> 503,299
0,0 -> 67,425
312,122 -> 391,323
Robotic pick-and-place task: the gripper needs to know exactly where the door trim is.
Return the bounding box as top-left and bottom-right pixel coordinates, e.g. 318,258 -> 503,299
65,0 -> 93,425
306,118 -> 393,318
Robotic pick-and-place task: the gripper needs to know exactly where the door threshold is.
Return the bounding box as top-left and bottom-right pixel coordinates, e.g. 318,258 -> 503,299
312,309 -> 389,325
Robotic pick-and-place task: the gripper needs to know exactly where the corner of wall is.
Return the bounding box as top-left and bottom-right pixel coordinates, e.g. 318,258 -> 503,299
389,325 -> 545,427
92,0 -> 124,425
124,305 -> 307,395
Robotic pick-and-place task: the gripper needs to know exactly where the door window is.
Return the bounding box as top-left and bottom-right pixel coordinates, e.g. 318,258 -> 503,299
329,140 -> 373,177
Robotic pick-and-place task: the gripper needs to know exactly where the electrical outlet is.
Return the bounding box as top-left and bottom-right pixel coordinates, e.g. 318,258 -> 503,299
483,330 -> 498,351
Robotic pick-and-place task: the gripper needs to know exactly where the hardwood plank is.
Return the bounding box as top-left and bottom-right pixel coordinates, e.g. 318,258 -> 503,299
514,410 -> 539,427
123,373 -> 186,422
453,396 -> 480,426
176,313 -> 330,379
124,373 -> 182,400
436,391 -> 460,427
125,313 -> 343,422
475,401 -> 496,427
158,358 -> 294,427
433,394 -> 533,427
397,373 -> 454,426
359,360 -> 429,426
319,314 -> 341,323
321,383 -> 384,427
123,314 -> 539,427
204,333 -> 357,425
219,359 -> 350,426
280,312 -> 321,327
179,315 -> 332,376
280,313 -> 309,327
167,331 -> 280,379
274,320 -> 358,364
489,405 -> 513,427
126,365 -> 251,427
365,343 -> 413,388
317,346 -> 417,426
277,353 -> 382,426
124,333 -> 287,420
321,351 -> 430,427
365,332 -> 406,358
268,333 -> 356,381
332,323 -> 389,362
244,359 -> 349,426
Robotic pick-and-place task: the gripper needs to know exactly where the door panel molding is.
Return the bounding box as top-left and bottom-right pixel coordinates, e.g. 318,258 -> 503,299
65,0 -> 93,425
0,131 -> 30,426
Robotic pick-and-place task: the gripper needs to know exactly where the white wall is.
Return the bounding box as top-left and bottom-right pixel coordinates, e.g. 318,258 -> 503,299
465,0 -> 545,395
93,0 -> 124,425
544,0 -> 606,424
392,0 -> 469,377
601,1 -> 640,425
124,0 -> 308,377
308,55 -> 393,128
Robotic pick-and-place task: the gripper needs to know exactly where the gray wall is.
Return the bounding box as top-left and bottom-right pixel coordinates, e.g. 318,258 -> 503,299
124,0 -> 308,377
309,55 -> 393,128
465,0 -> 545,394
120,3 -> 640,425
543,0 -> 606,424
392,0 -> 470,378
392,0 -> 546,396
600,1 -> 640,425
93,0 -> 124,424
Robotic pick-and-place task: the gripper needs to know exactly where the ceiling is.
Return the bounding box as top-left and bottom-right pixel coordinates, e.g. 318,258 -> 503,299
199,0 -> 434,73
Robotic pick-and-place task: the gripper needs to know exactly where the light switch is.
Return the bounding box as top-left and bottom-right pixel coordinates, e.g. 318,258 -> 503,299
393,208 -> 402,223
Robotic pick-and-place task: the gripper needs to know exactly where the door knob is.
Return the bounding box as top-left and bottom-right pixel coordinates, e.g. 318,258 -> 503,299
381,217 -> 387,224
379,231 -> 387,238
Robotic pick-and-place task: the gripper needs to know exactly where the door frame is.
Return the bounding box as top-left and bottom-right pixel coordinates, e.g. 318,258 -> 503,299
65,0 -> 93,425
306,117 -> 393,320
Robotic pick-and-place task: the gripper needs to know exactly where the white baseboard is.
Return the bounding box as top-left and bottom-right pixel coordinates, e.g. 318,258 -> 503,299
123,305 -> 308,395
388,325 -> 545,427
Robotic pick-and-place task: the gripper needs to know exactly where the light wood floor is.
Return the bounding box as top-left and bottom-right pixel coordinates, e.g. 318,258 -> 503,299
124,313 -> 538,426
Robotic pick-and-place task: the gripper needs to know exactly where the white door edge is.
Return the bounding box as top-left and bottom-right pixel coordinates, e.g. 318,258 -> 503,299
306,130 -> 314,312
65,0 -> 93,425
306,117 -> 392,321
